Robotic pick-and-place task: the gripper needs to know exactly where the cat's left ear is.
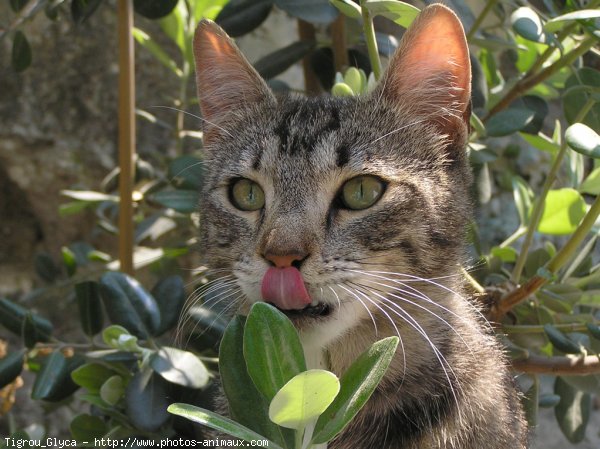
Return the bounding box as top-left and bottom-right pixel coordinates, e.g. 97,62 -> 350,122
193,20 -> 275,141
374,4 -> 471,138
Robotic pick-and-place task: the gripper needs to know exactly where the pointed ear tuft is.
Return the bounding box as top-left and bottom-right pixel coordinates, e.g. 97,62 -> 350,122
193,20 -> 274,140
375,4 -> 471,137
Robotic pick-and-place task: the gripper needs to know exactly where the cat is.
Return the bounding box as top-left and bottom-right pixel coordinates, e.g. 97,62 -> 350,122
191,3 -> 528,449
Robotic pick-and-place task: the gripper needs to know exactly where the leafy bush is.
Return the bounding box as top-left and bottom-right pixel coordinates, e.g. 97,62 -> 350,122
2,0 -> 600,446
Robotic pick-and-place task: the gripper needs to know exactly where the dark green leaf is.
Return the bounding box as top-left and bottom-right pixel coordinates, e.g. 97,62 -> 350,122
150,347 -> 210,388
539,394 -> 561,408
312,336 -> 399,443
135,214 -> 177,244
243,303 -> 306,400
34,252 -> 61,283
10,0 -> 28,12
32,352 -> 83,401
562,374 -> 600,394
11,31 -> 32,73
0,350 -> 25,389
274,0 -> 338,24
564,68 -> 600,130
75,282 -> 104,336
485,108 -> 535,137
220,316 -> 294,448
511,7 -> 550,44
148,190 -> 199,214
554,377 -> 592,443
188,304 -> 229,350
0,298 -> 53,342
470,53 -> 487,109
544,324 -> 582,354
99,271 -> 161,338
125,369 -> 170,432
134,0 -> 178,19
70,414 -> 108,441
71,0 -> 103,24
167,403 -> 283,448
168,155 -> 204,190
513,96 -> 548,135
586,323 -> 600,340
71,363 -> 117,393
254,41 -> 316,80
522,376 -> 539,427
216,0 -> 273,37
152,275 -> 186,335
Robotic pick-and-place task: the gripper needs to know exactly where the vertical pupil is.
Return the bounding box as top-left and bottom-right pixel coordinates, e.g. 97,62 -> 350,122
248,184 -> 254,203
359,180 -> 364,199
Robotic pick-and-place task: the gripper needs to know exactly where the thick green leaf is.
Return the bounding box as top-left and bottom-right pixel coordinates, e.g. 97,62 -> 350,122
134,0 -> 178,19
149,190 -> 199,214
152,275 -> 186,335
545,9 -> 600,32
32,352 -> 82,401
537,188 -> 587,235
100,375 -> 124,406
332,82 -> 354,97
564,69 -> 600,130
71,363 -> 117,393
135,214 -> 177,244
12,31 -> 32,72
562,374 -> 600,395
0,298 -> 53,342
70,414 -> 108,441
75,282 -> 104,336
9,0 -> 28,12
330,0 -> 361,19
0,350 -> 25,389
511,7 -> 549,44
220,316 -> 294,448
566,123 -> 600,159
150,347 -> 210,388
554,377 -> 592,443
71,0 -> 103,24
34,252 -> 61,283
516,96 -> 548,135
99,271 -> 161,338
216,0 -> 273,37
243,303 -> 307,400
168,155 -> 204,190
168,403 -> 283,449
254,41 -> 316,80
580,167 -> 600,195
125,369 -> 170,432
269,369 -> 340,430
61,190 -> 118,202
312,336 -> 399,444
539,394 -> 561,408
274,0 -> 338,24
544,324 -> 582,354
520,132 -> 560,155
364,0 -> 420,28
486,108 -> 535,137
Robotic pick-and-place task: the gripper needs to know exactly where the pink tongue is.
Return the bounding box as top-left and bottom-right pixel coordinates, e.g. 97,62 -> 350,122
261,267 -> 312,310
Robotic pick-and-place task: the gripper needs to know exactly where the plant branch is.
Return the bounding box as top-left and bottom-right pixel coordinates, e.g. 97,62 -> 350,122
484,36 -> 597,121
466,0 -> 498,42
512,354 -> 600,375
298,20 -> 320,95
360,0 -> 381,80
504,322 -> 598,334
331,15 -> 348,72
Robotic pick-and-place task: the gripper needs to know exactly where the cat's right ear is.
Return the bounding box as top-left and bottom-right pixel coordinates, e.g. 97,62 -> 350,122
193,20 -> 274,141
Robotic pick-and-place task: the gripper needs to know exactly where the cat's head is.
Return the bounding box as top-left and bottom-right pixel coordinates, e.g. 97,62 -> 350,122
192,4 -> 472,342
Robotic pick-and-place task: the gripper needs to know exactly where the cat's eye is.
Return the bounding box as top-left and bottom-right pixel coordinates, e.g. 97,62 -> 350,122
230,178 -> 265,211
340,176 -> 385,210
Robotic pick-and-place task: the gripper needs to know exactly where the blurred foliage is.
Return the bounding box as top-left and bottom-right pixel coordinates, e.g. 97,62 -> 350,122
2,0 -> 600,446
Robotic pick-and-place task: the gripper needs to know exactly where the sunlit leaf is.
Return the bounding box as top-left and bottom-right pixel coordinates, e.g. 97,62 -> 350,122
537,189 -> 587,235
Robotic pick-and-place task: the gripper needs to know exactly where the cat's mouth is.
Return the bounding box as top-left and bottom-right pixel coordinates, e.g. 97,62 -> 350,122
267,300 -> 331,319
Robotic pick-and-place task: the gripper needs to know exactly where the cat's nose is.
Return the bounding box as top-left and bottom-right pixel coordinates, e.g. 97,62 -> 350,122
263,252 -> 308,269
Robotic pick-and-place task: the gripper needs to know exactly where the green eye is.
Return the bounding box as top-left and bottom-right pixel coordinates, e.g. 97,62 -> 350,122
340,176 -> 385,210
230,178 -> 265,211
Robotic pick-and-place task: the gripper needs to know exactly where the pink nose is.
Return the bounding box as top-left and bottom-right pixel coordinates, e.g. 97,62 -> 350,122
263,253 -> 306,268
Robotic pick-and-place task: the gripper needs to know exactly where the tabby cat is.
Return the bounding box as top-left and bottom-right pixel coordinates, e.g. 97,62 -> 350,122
192,4 -> 528,448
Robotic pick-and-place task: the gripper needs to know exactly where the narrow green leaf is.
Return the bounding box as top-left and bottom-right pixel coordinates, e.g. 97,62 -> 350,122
75,282 -> 104,336
168,155 -> 204,190
254,41 -> 316,80
544,324 -> 582,354
539,394 -> 561,408
99,272 -> 161,338
0,298 -> 53,342
0,350 -> 25,389
330,0 -> 362,19
554,377 -> 592,443
579,167 -> 600,195
520,132 -> 560,155
269,369 -> 340,429
545,9 -> 600,32
243,303 -> 307,400
537,189 -> 587,235
132,28 -> 182,77
220,316 -> 294,448
512,176 -> 533,226
486,108 -> 535,137
32,352 -> 82,401
168,403 -> 283,449
216,0 -> 273,37
152,275 -> 186,335
61,190 -> 118,202
566,123 -> 600,159
100,375 -> 124,406
312,336 -> 399,444
71,363 -> 117,393
364,0 -> 420,28
150,347 -> 210,388
133,0 -> 178,19
11,30 -> 31,72
148,190 -> 199,214
274,0 -> 338,24
71,0 -> 103,24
